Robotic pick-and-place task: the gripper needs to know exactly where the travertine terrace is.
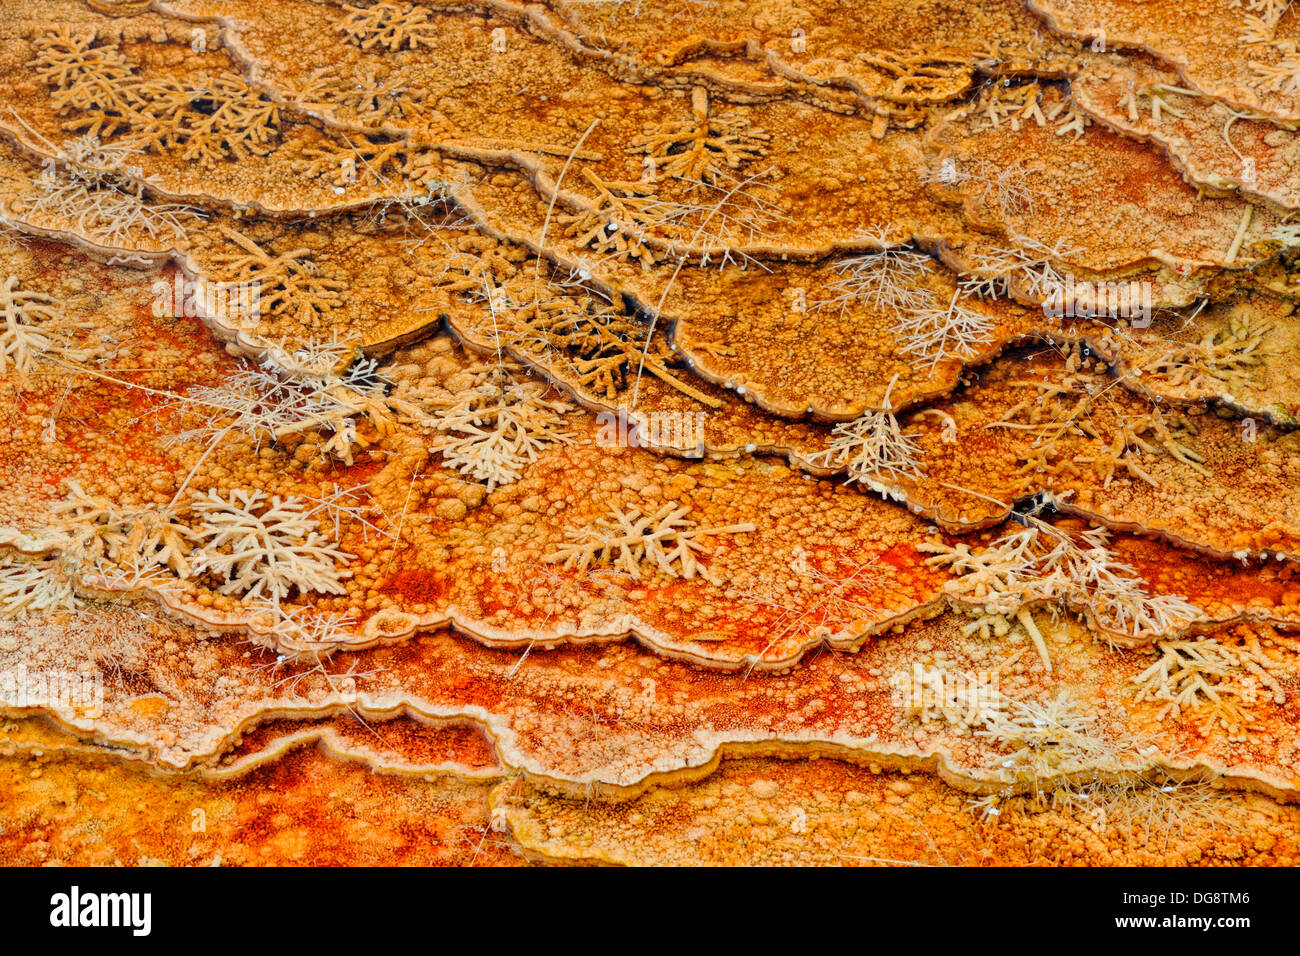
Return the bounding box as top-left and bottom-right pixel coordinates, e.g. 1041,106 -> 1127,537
1,0 -> 1299,868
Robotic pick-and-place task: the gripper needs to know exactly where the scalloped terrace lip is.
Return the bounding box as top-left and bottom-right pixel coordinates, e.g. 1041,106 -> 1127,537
0,0 -> 1297,870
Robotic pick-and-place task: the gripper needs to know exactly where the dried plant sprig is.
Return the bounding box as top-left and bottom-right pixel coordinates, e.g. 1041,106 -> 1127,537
922,516 -> 1202,642
807,377 -> 926,492
337,2 -> 438,51
547,501 -> 754,585
190,488 -> 353,604
430,364 -> 574,491
630,88 -> 769,185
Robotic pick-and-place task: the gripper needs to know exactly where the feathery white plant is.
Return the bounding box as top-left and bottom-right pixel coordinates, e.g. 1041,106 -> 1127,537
54,480 -> 195,576
814,236 -> 937,315
547,501 -> 754,585
1130,636 -> 1287,730
808,225 -> 1002,369
176,338 -> 392,463
977,693 -> 1111,778
1236,0 -> 1293,23
0,275 -> 60,377
302,482 -> 396,543
806,378 -> 925,493
190,488 -> 352,604
896,288 -> 996,367
645,169 -> 789,271
247,598 -> 360,648
922,516 -> 1201,642
923,157 -> 1036,219
23,134 -> 197,246
1272,222 -> 1300,246
0,553 -> 78,617
431,365 -> 574,492
957,236 -> 1078,300
180,364 -> 341,445
971,691 -> 1232,841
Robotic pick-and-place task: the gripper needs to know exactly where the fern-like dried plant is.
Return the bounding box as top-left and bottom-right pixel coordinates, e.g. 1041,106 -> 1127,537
430,364 -> 574,492
631,88 -> 769,185
190,488 -> 353,604
806,378 -> 925,491
337,2 -> 437,51
53,481 -> 196,578
922,517 -> 1202,644
547,501 -> 754,585
0,552 -> 78,618
202,227 -> 346,328
22,135 -> 197,246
